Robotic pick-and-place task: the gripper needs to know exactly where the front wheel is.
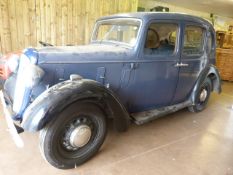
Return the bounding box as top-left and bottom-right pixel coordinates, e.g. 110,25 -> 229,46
39,102 -> 107,169
188,78 -> 212,113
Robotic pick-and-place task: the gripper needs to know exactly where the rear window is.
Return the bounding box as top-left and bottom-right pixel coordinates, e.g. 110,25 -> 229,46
207,31 -> 214,54
183,26 -> 204,55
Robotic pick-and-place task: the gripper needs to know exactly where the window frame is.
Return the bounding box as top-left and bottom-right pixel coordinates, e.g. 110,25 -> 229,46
181,23 -> 206,57
206,30 -> 215,55
141,20 -> 181,60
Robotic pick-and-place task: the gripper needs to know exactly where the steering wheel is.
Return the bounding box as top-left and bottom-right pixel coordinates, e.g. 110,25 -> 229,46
39,41 -> 53,47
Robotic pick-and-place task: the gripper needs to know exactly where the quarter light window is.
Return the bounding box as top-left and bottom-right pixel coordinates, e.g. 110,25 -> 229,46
183,26 -> 204,55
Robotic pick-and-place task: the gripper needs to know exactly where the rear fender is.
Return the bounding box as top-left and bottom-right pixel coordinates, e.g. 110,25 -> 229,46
190,64 -> 221,104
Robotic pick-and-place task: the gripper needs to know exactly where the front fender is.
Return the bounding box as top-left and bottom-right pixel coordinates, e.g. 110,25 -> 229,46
190,64 -> 221,104
21,79 -> 130,132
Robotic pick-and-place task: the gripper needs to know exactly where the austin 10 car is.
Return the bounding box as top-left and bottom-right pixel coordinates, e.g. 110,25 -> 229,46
0,12 -> 221,169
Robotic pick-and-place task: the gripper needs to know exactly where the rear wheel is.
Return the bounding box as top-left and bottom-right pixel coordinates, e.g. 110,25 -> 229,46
39,102 -> 107,169
188,78 -> 212,113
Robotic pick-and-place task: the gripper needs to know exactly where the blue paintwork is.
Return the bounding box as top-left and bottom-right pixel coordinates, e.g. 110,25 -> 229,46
4,12 -> 219,119
23,48 -> 38,64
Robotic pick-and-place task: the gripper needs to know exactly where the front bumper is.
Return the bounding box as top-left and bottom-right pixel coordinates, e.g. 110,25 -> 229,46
0,90 -> 24,147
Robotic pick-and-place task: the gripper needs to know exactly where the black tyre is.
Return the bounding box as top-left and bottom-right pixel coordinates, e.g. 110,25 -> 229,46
39,102 -> 107,169
188,78 -> 212,113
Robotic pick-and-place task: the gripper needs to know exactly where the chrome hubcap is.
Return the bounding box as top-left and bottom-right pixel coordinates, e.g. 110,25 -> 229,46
69,125 -> 92,148
199,89 -> 207,102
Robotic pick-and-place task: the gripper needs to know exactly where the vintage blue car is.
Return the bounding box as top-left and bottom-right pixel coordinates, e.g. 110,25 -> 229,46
0,12 -> 221,169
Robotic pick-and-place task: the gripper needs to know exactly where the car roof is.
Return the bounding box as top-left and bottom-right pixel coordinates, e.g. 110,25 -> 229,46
97,12 -> 214,30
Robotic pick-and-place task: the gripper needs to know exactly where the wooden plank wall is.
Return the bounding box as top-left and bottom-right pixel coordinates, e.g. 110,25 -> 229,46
0,0 -> 138,54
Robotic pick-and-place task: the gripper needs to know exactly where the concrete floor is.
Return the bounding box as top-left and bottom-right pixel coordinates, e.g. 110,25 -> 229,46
0,82 -> 233,175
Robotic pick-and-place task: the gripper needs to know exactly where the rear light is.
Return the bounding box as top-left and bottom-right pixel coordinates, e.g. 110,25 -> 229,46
0,52 -> 21,80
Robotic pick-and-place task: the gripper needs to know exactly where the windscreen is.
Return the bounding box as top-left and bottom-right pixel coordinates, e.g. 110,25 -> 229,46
92,19 -> 141,47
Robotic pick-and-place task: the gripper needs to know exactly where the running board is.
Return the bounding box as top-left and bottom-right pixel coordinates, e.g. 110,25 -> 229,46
131,101 -> 192,125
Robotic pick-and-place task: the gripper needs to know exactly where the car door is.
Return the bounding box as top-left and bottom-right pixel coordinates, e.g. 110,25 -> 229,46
125,21 -> 181,113
172,22 -> 207,104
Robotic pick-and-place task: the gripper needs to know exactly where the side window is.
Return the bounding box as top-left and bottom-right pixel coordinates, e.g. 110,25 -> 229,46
144,23 -> 178,56
207,31 -> 213,54
183,25 -> 204,55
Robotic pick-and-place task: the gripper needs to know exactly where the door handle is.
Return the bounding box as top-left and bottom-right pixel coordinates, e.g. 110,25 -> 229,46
174,62 -> 189,67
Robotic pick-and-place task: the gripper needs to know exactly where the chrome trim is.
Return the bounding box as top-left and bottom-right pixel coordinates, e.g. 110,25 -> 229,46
69,125 -> 92,148
174,62 -> 189,67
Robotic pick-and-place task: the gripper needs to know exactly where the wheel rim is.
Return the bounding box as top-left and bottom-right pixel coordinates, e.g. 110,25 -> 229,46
199,88 -> 208,102
196,81 -> 210,110
61,116 -> 95,152
69,125 -> 92,148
